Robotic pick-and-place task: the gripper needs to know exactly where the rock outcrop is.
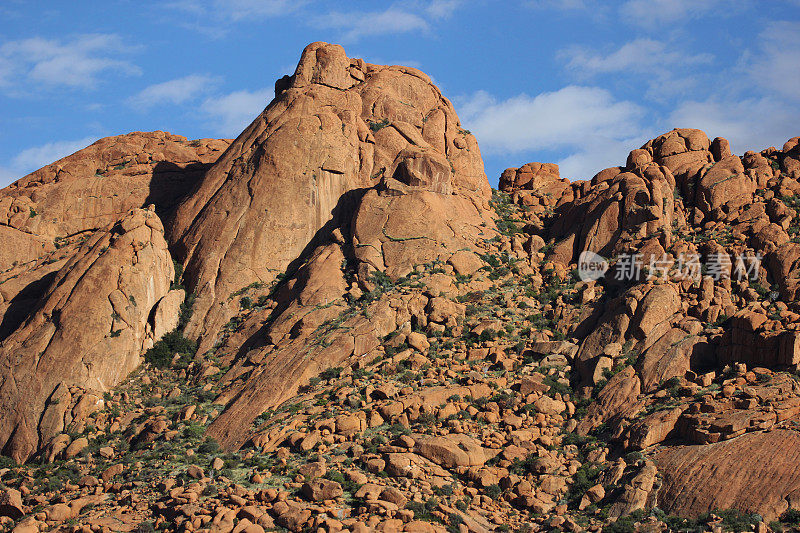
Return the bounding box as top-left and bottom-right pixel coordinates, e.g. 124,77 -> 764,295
0,132 -> 229,272
499,129 -> 800,524
0,207 -> 175,462
189,43 -> 495,451
170,42 -> 490,351
656,429 -> 800,520
352,181 -> 492,280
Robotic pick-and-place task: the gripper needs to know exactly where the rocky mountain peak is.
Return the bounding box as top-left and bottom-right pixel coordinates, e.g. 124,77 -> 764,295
169,41 -> 490,352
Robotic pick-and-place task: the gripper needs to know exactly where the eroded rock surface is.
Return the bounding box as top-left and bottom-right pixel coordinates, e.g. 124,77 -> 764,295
0,207 -> 174,462
656,429 -> 800,520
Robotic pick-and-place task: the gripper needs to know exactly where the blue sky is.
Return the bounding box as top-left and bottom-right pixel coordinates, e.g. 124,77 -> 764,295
0,0 -> 798,188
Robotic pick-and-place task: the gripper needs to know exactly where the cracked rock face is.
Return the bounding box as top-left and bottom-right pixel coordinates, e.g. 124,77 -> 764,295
0,207 -> 174,463
170,41 -> 490,351
352,180 -> 493,280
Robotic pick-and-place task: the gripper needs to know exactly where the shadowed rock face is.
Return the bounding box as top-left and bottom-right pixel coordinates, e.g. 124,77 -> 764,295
0,133 -> 227,463
0,131 -> 229,272
0,207 -> 175,463
170,41 -> 490,352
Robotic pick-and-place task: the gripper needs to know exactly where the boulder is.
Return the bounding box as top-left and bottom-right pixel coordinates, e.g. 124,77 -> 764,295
607,461 -> 658,518
302,478 -> 343,501
447,250 -> 484,276
637,328 -> 713,392
696,154 -> 754,220
64,437 -> 88,459
626,406 -> 685,449
414,434 -> 487,468
546,163 -> 675,265
577,366 -> 642,435
0,488 -> 23,519
351,185 -> 492,280
152,289 -> 186,339
629,284 -> 680,340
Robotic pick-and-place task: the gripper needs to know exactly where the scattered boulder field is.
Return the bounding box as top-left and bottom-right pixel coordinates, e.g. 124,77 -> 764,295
0,42 -> 799,532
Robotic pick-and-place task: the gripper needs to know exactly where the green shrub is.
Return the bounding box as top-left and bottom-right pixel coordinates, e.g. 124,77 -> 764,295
509,454 -> 540,476
368,118 -> 390,132
171,260 -> 184,290
183,424 -> 205,440
566,464 -> 602,507
713,509 -> 761,532
405,497 -> 439,520
602,518 -> 636,533
144,330 -> 197,368
484,484 -> 502,499
781,508 -> 800,524
320,367 -> 343,381
133,522 -> 156,533
197,439 -> 220,454
144,292 -> 197,367
446,513 -> 464,533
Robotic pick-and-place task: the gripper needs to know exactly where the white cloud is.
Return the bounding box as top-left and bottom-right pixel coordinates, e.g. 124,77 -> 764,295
0,55 -> 12,86
669,97 -> 800,155
457,86 -> 647,179
426,0 -> 463,18
316,8 -> 429,42
556,134 -> 652,180
0,34 -> 139,90
167,0 -> 300,19
619,0 -> 723,27
165,0 -> 303,34
559,38 -> 714,99
458,86 -> 644,153
11,137 -> 97,174
128,74 -> 219,109
166,1 -> 458,40
221,0 -> 302,20
201,88 -> 272,137
526,0 -> 598,9
561,39 -> 713,75
750,21 -> 800,101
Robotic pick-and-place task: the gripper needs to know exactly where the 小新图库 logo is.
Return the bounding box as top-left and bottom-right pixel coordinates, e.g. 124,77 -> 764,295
577,250 -> 609,282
